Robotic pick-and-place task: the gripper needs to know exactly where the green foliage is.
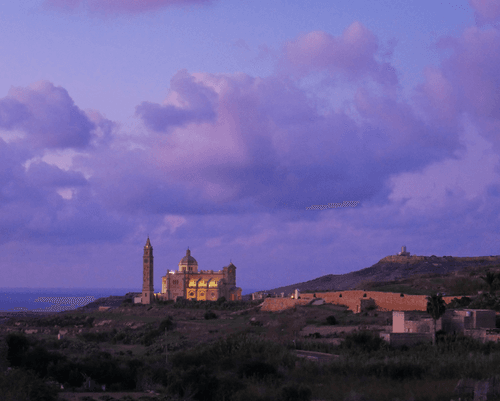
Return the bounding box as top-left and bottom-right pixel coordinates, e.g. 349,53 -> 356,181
481,271 -> 500,293
426,294 -> 446,321
0,368 -> 58,401
173,298 -> 262,311
450,277 -> 485,295
448,296 -> 472,308
468,292 -> 500,311
204,310 -> 218,320
6,333 -> 30,367
140,317 -> 175,346
238,360 -> 278,379
279,383 -> 312,401
79,331 -> 114,342
30,314 -> 94,328
326,315 -> 337,325
340,331 -> 387,353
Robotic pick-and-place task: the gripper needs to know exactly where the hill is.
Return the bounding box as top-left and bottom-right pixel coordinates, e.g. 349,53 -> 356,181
265,255 -> 500,296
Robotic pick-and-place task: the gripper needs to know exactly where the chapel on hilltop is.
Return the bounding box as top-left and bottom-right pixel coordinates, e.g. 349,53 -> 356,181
141,238 -> 242,304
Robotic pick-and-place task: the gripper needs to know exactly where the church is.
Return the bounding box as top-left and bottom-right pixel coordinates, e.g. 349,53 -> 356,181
141,237 -> 242,304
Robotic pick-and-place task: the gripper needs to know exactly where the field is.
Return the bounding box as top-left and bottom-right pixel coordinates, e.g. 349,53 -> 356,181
2,295 -> 500,400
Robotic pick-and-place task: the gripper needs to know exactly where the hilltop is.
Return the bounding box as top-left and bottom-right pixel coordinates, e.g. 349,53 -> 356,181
265,254 -> 500,296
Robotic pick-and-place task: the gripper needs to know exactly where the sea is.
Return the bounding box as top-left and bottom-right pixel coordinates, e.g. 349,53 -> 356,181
0,288 -> 137,313
0,287 -> 260,313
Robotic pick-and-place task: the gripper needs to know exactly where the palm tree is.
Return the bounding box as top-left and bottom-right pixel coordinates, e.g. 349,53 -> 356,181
426,293 -> 446,346
480,271 -> 498,294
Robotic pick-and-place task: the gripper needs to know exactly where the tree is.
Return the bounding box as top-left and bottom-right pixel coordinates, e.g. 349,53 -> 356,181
426,293 -> 446,346
481,272 -> 498,294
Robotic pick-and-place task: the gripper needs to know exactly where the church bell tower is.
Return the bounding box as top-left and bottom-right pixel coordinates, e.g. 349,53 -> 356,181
142,237 -> 154,304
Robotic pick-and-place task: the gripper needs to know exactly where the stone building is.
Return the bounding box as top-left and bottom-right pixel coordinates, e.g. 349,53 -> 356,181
381,309 -> 499,347
398,245 -> 410,256
159,247 -> 242,302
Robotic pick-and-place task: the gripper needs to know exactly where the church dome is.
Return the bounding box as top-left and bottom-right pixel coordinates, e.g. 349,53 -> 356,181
180,248 -> 198,266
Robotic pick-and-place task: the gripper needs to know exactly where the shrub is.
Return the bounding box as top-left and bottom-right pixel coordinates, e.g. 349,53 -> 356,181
326,315 -> 337,325
204,311 -> 218,320
159,316 -> 174,331
238,360 -> 278,380
280,383 -> 312,401
6,333 -> 30,367
0,368 -> 58,401
341,331 -> 386,353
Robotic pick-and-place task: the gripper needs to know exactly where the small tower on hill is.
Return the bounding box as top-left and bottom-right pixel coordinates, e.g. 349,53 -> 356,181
142,237 -> 154,304
398,246 -> 411,257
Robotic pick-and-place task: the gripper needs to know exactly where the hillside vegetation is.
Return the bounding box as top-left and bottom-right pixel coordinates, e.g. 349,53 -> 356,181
266,255 -> 500,296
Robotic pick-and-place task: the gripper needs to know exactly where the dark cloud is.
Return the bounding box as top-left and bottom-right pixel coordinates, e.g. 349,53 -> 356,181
1,81 -> 96,149
135,70 -> 217,132
25,162 -> 87,189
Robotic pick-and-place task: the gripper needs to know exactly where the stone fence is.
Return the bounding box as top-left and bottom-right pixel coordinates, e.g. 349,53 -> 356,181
261,291 -> 469,313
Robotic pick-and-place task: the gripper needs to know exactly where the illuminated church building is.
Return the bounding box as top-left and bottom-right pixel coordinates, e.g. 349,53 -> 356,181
141,238 -> 242,303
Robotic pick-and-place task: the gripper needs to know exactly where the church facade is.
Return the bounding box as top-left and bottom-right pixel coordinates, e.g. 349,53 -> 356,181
160,248 -> 242,301
141,238 -> 242,303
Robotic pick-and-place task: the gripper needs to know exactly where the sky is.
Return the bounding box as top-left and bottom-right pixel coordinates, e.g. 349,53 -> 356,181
1,0 -> 500,294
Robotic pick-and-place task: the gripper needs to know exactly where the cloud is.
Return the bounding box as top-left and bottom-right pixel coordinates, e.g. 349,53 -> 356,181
1,81 -> 96,150
469,0 -> 500,25
281,22 -> 398,87
415,25 -> 500,148
0,97 -> 30,130
25,161 -> 88,189
135,70 -> 218,133
44,0 -> 212,15
90,62 -> 464,220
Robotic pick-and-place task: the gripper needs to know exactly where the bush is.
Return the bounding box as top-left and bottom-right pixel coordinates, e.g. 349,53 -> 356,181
280,383 -> 312,401
0,368 -> 58,401
6,333 -> 30,367
341,331 -> 387,353
204,311 -> 218,320
238,360 -> 278,380
326,315 -> 337,325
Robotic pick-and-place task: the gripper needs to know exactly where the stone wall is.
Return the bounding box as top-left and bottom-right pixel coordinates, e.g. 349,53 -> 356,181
260,298 -> 310,312
265,291 -> 469,313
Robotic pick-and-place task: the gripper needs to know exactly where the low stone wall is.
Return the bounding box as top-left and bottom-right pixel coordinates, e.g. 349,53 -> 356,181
265,291 -> 469,313
260,298 -> 310,312
311,291 -> 467,313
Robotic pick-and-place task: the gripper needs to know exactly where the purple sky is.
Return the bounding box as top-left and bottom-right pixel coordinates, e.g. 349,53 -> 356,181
1,0 -> 500,293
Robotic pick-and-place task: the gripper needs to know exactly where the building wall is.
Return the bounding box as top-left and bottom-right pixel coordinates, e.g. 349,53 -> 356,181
160,268 -> 241,301
393,311 -> 405,333
473,310 -> 496,329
